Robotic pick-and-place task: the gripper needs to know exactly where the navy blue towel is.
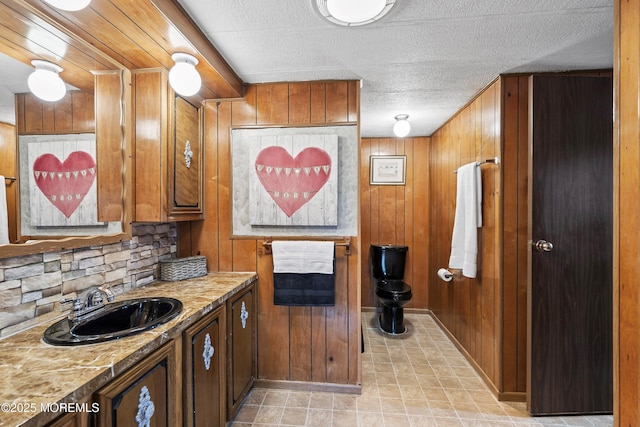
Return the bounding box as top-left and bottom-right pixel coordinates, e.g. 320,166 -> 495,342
273,272 -> 335,306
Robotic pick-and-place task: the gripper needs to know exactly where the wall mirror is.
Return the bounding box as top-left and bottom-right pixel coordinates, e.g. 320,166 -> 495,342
0,0 -> 131,259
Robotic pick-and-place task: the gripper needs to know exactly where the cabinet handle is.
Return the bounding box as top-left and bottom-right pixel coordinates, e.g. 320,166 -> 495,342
203,333 -> 215,371
184,140 -> 193,169
135,386 -> 155,427
240,301 -> 249,329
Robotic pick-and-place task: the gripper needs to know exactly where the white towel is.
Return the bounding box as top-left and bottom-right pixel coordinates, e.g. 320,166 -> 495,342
0,176 -> 9,245
448,163 -> 482,278
272,240 -> 334,274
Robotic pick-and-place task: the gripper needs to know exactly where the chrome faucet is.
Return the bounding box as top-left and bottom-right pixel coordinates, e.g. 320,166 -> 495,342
87,285 -> 116,307
61,285 -> 116,323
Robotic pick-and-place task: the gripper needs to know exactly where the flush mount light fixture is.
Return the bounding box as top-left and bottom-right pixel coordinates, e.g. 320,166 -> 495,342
393,114 -> 410,138
313,0 -> 396,27
28,60 -> 66,102
169,53 -> 201,97
42,0 -> 91,11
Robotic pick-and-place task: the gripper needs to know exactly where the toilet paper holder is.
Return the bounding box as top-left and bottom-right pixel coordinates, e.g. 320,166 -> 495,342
438,268 -> 454,282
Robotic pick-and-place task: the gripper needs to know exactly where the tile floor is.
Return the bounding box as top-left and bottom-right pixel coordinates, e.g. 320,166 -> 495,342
228,311 -> 614,427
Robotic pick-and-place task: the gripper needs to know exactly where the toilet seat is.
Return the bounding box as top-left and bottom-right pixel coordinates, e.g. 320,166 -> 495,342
376,280 -> 412,300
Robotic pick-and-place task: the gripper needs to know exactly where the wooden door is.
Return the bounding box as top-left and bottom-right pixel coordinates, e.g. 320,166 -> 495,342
183,305 -> 226,427
527,75 -> 613,415
173,96 -> 201,209
227,283 -> 256,419
95,342 -> 178,426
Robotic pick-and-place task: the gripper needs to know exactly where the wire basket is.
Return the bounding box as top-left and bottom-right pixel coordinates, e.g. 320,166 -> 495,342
160,256 -> 207,281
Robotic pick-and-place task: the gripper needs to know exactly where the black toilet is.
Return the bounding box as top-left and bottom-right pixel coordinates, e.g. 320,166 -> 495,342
371,244 -> 412,334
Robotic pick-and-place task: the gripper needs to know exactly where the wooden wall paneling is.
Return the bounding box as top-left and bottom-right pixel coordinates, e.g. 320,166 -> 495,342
428,131 -> 442,318
0,122 -> 16,243
132,70 -> 165,221
288,82 -> 311,124
256,83 -> 289,125
402,137 -> 414,307
615,1 -> 640,425
289,82 -> 314,381
59,94 -> 75,131
72,91 -> 95,132
326,245 -> 350,384
347,237 -> 360,385
347,81 -> 359,123
257,250 -> 290,380
515,76 -> 529,393
412,137 -> 430,308
366,139 -> 380,306
43,98 -> 58,132
479,84 -> 498,383
427,78 -> 515,396
24,94 -> 43,133
290,305 -> 312,381
500,75 -> 529,396
325,81 -> 348,123
311,304 -> 328,383
360,138 -> 373,307
448,120 -> 457,336
310,82 -> 326,123
95,71 -> 124,222
215,101 -> 233,271
254,83 -> 294,381
186,101 -> 218,265
459,105 -> 475,353
501,76 -> 519,393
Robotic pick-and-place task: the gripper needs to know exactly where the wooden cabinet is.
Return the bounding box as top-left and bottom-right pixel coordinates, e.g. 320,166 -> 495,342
94,341 -> 180,427
226,282 -> 257,419
183,305 -> 226,427
132,69 -> 204,222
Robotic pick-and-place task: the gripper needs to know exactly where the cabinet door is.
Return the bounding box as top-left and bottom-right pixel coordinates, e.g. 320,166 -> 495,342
170,96 -> 202,214
183,305 -> 226,427
46,411 -> 89,427
95,342 -> 178,427
227,282 -> 256,418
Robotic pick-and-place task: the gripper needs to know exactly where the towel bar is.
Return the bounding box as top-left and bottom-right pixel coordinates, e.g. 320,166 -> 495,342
263,238 -> 351,256
453,157 -> 499,174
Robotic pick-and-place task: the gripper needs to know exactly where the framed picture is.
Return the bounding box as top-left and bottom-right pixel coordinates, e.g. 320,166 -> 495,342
230,125 -> 359,238
370,155 -> 406,185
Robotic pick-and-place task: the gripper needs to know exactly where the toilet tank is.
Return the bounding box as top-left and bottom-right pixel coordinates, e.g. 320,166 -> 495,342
370,245 -> 408,280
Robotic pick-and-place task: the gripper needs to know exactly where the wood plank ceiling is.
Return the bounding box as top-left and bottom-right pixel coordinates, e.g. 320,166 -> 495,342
0,0 -> 243,99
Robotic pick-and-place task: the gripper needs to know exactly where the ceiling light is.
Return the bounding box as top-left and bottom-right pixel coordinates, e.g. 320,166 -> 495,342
169,53 -> 201,97
42,0 -> 91,11
28,60 -> 66,102
393,114 -> 410,137
313,0 -> 396,27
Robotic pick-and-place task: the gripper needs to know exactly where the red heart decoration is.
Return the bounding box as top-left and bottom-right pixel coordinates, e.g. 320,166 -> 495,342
32,151 -> 96,218
255,146 -> 332,217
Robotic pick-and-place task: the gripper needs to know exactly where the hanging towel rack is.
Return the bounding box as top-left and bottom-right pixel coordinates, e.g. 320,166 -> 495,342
453,157 -> 499,174
3,176 -> 15,184
263,237 -> 351,256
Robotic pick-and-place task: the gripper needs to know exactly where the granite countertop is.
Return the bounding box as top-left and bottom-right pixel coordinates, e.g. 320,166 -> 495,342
0,272 -> 257,427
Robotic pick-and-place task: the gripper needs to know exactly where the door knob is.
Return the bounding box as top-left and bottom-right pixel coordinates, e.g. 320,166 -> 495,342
534,240 -> 554,252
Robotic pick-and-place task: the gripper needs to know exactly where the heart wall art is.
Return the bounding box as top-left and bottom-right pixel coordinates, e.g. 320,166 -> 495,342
24,136 -> 102,227
231,125 -> 358,238
249,134 -> 338,226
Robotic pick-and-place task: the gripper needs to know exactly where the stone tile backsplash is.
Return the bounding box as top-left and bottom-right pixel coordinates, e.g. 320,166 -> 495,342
0,223 -> 177,338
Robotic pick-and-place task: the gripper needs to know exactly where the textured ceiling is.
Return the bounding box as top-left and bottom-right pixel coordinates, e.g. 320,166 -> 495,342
0,1 -> 614,134
178,0 -> 614,137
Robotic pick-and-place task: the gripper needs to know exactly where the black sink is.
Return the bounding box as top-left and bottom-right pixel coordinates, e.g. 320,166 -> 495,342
43,297 -> 182,346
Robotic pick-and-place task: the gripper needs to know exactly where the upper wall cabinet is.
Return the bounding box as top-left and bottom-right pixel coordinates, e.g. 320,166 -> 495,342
133,69 -> 204,222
